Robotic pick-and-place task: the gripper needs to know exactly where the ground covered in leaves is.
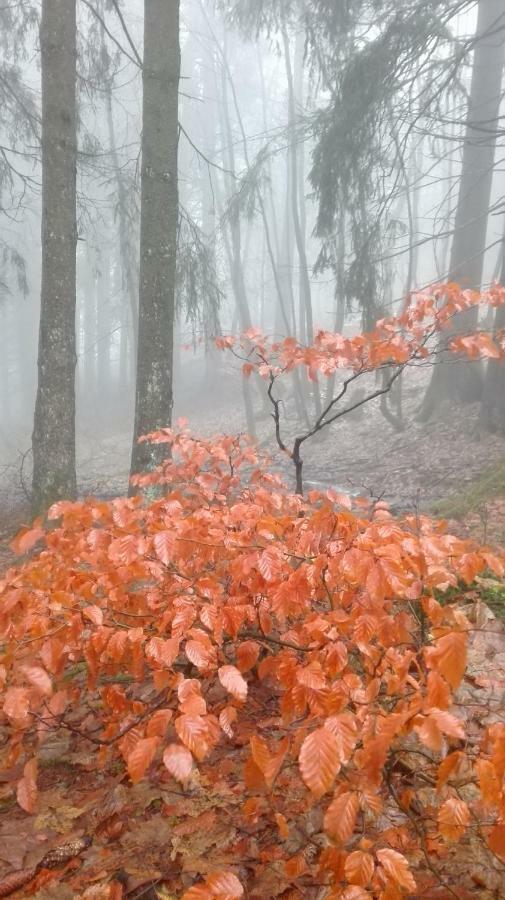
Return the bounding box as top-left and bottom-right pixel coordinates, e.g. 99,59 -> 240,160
0,596 -> 504,899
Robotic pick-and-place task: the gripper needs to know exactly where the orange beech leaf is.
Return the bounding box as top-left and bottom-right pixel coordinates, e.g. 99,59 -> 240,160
475,759 -> 501,807
108,534 -> 141,566
219,706 -> 238,738
242,797 -> 264,823
175,714 -> 210,761
299,727 -> 341,798
438,797 -> 470,841
178,678 -> 203,702
244,756 -> 266,791
296,664 -> 326,690
145,708 -> 173,738
285,853 -> 307,879
12,526 -> 45,555
127,736 -> 159,784
324,713 -> 358,763
344,850 -> 375,887
436,751 -> 465,792
324,791 -> 359,842
415,709 -> 464,752
21,665 -> 53,697
376,848 -> 416,892
318,847 -> 346,881
185,639 -> 215,671
487,824 -> 505,861
236,640 -> 260,673
3,686 -> 31,725
218,665 -> 248,703
163,743 -> 193,786
250,735 -> 289,788
481,551 -> 504,577
425,631 -> 467,689
16,757 -> 38,813
339,888 -> 370,900
257,548 -> 284,582
82,605 -> 103,626
489,723 -> 505,777
153,530 -> 176,565
145,636 -> 180,668
425,671 -> 451,710
275,812 -> 290,839
179,692 -> 207,716
325,640 -> 348,676
182,870 -> 244,899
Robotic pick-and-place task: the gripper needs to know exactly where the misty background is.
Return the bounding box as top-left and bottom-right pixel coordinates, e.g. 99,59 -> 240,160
1,0 -> 504,529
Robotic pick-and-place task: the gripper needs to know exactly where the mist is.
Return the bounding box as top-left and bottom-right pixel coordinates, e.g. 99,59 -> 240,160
1,0 -> 504,528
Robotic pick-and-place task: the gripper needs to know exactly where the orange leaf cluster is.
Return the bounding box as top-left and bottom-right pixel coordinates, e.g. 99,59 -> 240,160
217,283 -> 505,389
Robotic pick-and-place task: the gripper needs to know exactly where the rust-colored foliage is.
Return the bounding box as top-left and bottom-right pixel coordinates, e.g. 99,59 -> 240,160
1,286 -> 505,896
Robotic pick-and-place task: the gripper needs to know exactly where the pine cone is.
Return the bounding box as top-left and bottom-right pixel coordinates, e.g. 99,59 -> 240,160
37,835 -> 92,870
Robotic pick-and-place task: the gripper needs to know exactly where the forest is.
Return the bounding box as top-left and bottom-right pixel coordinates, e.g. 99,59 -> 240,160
0,0 -> 505,897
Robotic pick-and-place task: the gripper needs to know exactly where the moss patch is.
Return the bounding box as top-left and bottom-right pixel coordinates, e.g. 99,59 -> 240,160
434,577 -> 505,620
432,458 -> 505,520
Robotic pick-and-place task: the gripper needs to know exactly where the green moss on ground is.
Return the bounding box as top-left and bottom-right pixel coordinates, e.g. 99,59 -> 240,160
432,458 -> 505,520
433,577 -> 505,620
471,577 -> 505,619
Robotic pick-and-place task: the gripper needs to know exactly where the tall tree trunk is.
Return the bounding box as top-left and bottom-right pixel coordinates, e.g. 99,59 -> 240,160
217,48 -> 256,437
325,216 -> 347,409
282,21 -> 322,419
479,235 -> 505,432
0,303 -> 11,426
419,0 -> 505,420
32,0 -> 77,516
96,250 -> 111,419
106,85 -> 138,358
294,29 -> 308,345
129,0 -> 180,483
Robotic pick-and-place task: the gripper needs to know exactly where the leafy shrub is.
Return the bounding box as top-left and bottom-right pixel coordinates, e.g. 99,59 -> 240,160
1,284 -> 505,897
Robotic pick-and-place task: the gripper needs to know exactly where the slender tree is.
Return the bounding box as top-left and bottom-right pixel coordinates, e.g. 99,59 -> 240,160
418,0 -> 505,418
32,0 -> 77,516
129,0 -> 180,483
479,234 -> 505,432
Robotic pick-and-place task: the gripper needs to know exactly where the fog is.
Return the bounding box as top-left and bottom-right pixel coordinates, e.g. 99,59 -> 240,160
1,0 -> 504,530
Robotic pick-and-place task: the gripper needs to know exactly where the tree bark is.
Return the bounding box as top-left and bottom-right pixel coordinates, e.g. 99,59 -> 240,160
282,21 -> 322,419
129,0 -> 180,483
32,0 -> 77,516
216,44 -> 256,438
479,237 -> 505,432
106,85 -> 138,360
419,0 -> 505,419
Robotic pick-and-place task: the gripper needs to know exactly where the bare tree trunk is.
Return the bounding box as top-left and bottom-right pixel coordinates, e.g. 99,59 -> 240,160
325,216 -> 346,408
96,250 -> 112,417
282,21 -> 322,419
129,0 -> 180,483
295,30 -> 308,345
0,305 -> 11,426
32,0 -> 77,516
479,235 -> 505,431
106,85 -> 138,358
217,49 -> 256,438
419,0 -> 505,420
